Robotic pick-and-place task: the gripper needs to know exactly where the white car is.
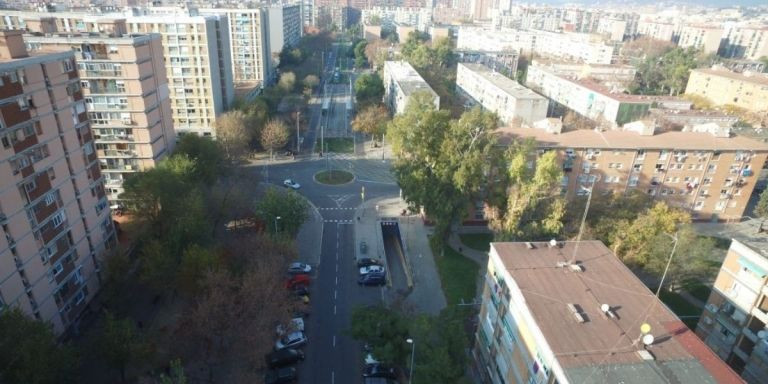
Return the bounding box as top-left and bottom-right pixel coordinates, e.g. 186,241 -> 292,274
276,317 -> 306,335
283,179 -> 300,189
275,331 -> 308,350
288,262 -> 312,275
359,265 -> 385,276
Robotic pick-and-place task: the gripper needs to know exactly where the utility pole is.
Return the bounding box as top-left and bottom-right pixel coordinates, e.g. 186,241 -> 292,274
296,111 -> 300,154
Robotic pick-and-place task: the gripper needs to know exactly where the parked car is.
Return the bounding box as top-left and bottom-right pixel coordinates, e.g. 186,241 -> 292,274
283,179 -> 300,189
287,262 -> 311,275
286,274 -> 310,289
264,367 -> 297,384
363,378 -> 396,384
275,331 -> 308,350
363,364 -> 397,379
358,273 -> 386,286
357,258 -> 382,268
293,284 -> 310,297
276,317 -> 306,335
359,265 -> 385,276
265,348 -> 304,369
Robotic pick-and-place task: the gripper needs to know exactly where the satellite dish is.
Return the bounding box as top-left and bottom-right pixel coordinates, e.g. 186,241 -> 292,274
759,330 -> 767,339
549,239 -> 557,247
601,304 -> 610,312
642,334 -> 655,346
640,323 -> 651,334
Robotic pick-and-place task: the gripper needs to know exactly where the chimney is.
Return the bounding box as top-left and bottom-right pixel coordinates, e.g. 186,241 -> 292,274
0,30 -> 29,59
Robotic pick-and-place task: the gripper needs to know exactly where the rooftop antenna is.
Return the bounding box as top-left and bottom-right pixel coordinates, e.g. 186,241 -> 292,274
570,176 -> 598,264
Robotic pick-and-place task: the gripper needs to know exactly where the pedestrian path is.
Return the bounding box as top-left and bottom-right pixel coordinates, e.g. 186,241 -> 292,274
447,232 -> 489,267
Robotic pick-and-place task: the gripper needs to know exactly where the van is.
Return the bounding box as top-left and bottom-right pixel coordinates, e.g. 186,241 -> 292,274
265,348 -> 304,368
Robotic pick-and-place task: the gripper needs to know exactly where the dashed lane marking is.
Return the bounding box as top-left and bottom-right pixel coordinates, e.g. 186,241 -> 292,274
317,207 -> 355,211
324,220 -> 353,224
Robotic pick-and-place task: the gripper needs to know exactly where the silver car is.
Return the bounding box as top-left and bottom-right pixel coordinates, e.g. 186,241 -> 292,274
275,331 -> 308,350
359,265 -> 385,276
288,262 -> 312,275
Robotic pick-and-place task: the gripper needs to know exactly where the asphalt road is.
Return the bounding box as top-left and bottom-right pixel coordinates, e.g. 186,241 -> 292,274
255,41 -> 400,384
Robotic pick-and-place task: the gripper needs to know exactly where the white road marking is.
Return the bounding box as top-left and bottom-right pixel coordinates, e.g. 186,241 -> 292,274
334,290 -> 337,300
333,335 -> 336,347
332,371 -> 335,384
335,276 -> 338,285
334,305 -> 337,315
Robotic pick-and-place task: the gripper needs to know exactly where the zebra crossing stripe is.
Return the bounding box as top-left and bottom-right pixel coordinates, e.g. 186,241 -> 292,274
317,207 -> 355,210
323,219 -> 353,224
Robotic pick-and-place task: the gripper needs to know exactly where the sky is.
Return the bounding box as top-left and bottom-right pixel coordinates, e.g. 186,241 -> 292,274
533,0 -> 767,7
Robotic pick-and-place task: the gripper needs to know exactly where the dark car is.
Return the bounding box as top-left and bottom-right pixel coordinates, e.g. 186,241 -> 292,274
358,272 -> 386,286
363,364 -> 397,379
356,258 -> 382,268
264,366 -> 297,384
293,284 -> 310,297
265,348 -> 304,369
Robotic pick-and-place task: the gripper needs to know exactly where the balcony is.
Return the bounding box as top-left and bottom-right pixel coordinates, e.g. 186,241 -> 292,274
87,86 -> 125,95
99,149 -> 137,158
104,178 -> 124,187
97,134 -> 134,142
83,70 -> 122,78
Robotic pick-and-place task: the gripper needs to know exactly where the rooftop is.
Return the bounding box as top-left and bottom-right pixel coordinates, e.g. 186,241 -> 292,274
384,61 -> 437,98
491,241 -> 743,384
497,126 -> 768,151
24,33 -> 160,45
459,63 -> 546,100
691,67 -> 768,87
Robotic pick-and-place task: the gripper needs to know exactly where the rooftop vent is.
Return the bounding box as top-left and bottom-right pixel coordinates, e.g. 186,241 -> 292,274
636,350 -> 655,361
548,239 -> 558,248
556,261 -> 569,268
569,264 -> 584,272
567,303 -> 586,323
600,303 -> 617,319
525,242 -> 535,249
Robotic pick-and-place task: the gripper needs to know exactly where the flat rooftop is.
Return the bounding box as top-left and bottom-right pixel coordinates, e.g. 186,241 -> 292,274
497,126 -> 768,151
384,61 -> 437,98
492,241 -> 743,383
459,63 -> 546,100
691,67 -> 768,87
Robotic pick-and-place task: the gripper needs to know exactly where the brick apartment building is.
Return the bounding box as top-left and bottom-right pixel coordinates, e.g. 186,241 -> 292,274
0,30 -> 115,334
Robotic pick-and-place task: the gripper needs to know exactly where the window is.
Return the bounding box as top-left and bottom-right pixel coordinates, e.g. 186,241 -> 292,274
62,59 -> 74,72
629,176 -> 639,186
17,97 -> 28,110
24,180 -> 36,192
51,211 -> 66,227
637,149 -> 646,159
47,167 -> 56,180
52,262 -> 64,276
47,243 -> 58,257
74,290 -> 85,305
707,165 -> 716,173
45,193 -> 55,206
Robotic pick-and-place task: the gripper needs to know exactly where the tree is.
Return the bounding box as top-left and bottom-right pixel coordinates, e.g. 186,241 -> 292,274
621,36 -> 675,59
354,73 -> 385,107
303,74 -> 319,92
120,157 -> 194,228
157,359 -> 186,384
488,140 -> 566,241
278,47 -> 303,67
173,134 -> 225,184
95,312 -> 150,383
364,39 -> 389,70
612,202 -> 691,265
139,240 -> 177,292
177,245 -> 220,296
254,187 -> 309,235
760,56 -> 768,73
756,189 -> 768,219
629,47 -> 712,96
260,119 -> 290,159
354,40 -> 368,67
409,308 -> 469,384
0,308 -> 78,384
213,110 -> 252,161
644,225 -> 719,291
278,71 -> 296,93
348,306 -> 411,366
351,104 -> 389,144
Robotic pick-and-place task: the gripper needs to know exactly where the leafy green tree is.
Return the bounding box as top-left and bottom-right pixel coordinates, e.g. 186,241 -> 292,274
351,104 -> 389,144
489,139 -> 565,241
612,202 -> 691,265
630,47 -> 712,96
400,31 -> 429,61
756,189 -> 768,219
157,359 -> 187,384
354,73 -> 385,107
173,134 -> 225,184
410,308 -> 469,384
139,240 -> 177,292
0,308 -> 78,384
120,156 -> 194,227
348,306 -> 411,366
254,187 -> 309,235
95,312 -> 150,383
278,47 -> 303,67
177,245 -> 220,296
644,225 -> 719,291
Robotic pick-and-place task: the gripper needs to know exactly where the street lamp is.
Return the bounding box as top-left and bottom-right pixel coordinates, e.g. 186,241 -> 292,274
655,232 -> 679,298
274,216 -> 281,234
406,338 -> 415,384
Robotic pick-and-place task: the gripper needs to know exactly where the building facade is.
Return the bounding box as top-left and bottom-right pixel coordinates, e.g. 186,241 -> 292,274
499,125 -> 768,221
722,26 -> 768,61
268,4 -> 303,65
678,25 -> 724,54
475,240 -> 743,384
696,236 -> 768,383
382,61 -> 439,115
685,67 -> 768,114
0,31 -> 115,334
126,13 -> 234,137
636,19 -> 678,42
456,63 -> 548,125
25,34 -> 175,203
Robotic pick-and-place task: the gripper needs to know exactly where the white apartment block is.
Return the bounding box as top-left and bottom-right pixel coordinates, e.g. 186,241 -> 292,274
456,63 -> 548,125
722,26 -> 768,61
361,7 -> 433,31
268,4 -> 303,64
457,27 -> 614,64
678,24 -> 724,54
382,61 -> 439,115
636,19 -> 679,41
126,13 -> 234,137
596,18 -> 628,42
531,60 -> 637,90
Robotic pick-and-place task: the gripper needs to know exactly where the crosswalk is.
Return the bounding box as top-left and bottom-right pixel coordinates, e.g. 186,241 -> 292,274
323,219 -> 354,224
317,207 -> 355,211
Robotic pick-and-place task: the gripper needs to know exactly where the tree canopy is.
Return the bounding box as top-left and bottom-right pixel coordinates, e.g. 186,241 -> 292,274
214,110 -> 252,161
260,119 -> 291,158
351,104 -> 389,142
254,187 -> 309,235
354,73 -> 385,107
629,47 -> 713,96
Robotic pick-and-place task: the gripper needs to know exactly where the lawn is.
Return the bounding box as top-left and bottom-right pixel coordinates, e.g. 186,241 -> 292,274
315,170 -> 354,185
659,290 -> 703,329
459,233 -> 494,252
317,138 -> 354,153
431,240 -> 480,306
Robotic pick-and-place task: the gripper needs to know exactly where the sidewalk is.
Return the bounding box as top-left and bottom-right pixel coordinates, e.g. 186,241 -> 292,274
447,232 -> 489,267
354,197 -> 447,316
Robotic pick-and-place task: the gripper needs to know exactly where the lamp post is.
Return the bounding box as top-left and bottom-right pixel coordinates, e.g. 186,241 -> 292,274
274,216 -> 281,234
655,232 -> 679,298
406,338 -> 415,384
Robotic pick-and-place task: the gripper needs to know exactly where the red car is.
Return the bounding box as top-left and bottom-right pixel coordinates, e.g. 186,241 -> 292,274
286,274 -> 311,289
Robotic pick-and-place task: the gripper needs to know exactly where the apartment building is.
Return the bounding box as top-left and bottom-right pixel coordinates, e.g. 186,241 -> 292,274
0,31 -> 115,334
475,240 -> 742,384
685,67 -> 768,114
268,4 -> 303,63
526,64 -> 691,127
382,61 -> 439,115
678,25 -> 724,54
596,18 -> 628,41
722,26 -> 768,61
456,63 -> 548,125
125,13 -> 234,137
636,19 -> 679,42
24,34 -> 174,203
0,10 -> 128,36
530,59 -> 637,89
361,6 -> 433,31
696,234 -> 768,383
498,124 -> 768,221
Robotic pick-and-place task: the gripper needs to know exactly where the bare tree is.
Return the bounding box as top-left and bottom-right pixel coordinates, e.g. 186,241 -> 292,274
260,119 -> 290,159
214,111 -> 252,161
278,72 -> 296,93
303,75 -> 319,93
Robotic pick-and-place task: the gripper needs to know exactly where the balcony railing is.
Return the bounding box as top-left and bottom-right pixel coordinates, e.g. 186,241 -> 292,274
100,150 -> 137,158
97,135 -> 134,142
